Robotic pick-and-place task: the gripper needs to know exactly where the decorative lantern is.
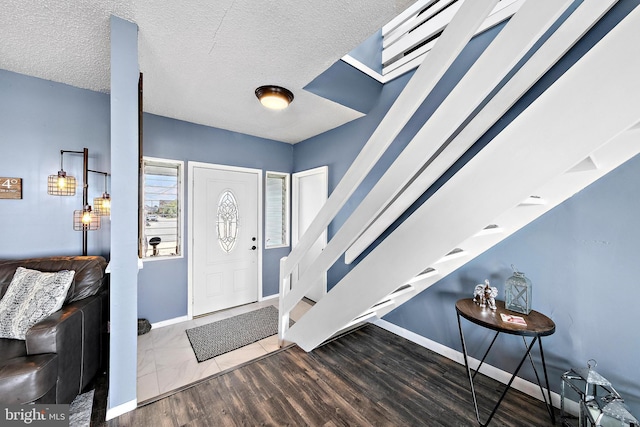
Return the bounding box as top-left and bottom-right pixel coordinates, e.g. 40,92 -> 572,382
505,264 -> 532,315
561,360 -> 639,427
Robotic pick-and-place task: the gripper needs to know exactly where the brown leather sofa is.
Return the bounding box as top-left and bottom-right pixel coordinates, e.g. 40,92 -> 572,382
0,256 -> 108,404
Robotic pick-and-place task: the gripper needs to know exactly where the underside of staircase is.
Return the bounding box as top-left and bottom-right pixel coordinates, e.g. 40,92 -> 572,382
279,0 -> 640,352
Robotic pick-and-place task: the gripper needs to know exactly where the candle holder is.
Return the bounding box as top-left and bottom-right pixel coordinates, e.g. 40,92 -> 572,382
505,264 -> 532,314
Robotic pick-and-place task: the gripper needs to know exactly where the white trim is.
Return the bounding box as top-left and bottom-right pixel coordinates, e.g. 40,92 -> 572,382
382,0 -> 437,36
150,315 -> 190,329
435,248 -> 467,263
520,196 -> 547,205
265,171 -> 291,249
383,1 -> 464,65
405,268 -> 438,285
292,166 -> 329,302
344,0 -> 524,84
475,224 -> 504,236
383,0 -> 454,49
341,55 -> 391,84
187,161 -> 264,320
291,166 -> 329,180
141,254 -> 184,263
106,398 -> 137,420
372,319 -> 565,410
260,293 -> 278,302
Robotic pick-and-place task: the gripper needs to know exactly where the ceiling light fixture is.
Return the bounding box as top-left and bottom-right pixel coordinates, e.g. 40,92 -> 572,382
255,85 -> 294,110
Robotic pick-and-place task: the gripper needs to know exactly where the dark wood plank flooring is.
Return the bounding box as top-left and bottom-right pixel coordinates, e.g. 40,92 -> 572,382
95,325 -> 556,426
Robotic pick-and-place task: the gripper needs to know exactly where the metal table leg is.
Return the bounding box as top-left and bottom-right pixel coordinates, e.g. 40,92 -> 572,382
457,313 -> 549,426
538,337 -> 556,424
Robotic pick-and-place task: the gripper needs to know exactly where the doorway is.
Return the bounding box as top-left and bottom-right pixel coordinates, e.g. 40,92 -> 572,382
189,163 -> 262,317
292,166 -> 328,303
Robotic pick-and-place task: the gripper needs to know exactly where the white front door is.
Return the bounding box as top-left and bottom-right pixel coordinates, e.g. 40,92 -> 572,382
292,166 -> 328,303
192,165 -> 259,316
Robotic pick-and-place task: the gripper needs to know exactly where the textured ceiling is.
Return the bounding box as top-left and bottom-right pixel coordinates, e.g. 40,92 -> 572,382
0,0 -> 415,143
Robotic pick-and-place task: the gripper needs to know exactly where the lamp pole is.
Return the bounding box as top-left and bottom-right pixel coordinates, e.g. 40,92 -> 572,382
82,148 -> 89,256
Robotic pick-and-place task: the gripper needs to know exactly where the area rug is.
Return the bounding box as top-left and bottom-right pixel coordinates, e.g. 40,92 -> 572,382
69,389 -> 94,427
186,305 -> 290,362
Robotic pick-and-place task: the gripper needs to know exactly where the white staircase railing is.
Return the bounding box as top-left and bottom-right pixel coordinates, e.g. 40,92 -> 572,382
344,0 -> 620,264
370,125 -> 640,322
279,0 -> 640,351
381,0 -> 525,79
278,0 -> 503,344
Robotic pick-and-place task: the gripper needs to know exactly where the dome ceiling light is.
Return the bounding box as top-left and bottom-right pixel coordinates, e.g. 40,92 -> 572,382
255,85 -> 294,110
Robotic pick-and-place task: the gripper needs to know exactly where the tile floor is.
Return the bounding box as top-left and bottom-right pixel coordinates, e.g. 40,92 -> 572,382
136,298 -> 312,403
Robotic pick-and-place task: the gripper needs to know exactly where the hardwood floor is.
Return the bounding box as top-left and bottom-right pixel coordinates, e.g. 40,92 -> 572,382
96,324 -> 556,426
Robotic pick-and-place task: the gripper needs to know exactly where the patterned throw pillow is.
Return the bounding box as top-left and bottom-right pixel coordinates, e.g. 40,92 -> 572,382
0,267 -> 75,340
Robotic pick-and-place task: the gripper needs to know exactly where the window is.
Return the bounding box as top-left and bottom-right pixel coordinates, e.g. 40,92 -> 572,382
217,189 -> 239,253
140,158 -> 183,259
265,171 -> 290,248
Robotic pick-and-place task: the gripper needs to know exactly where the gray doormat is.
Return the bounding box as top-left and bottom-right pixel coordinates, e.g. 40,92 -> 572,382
186,305 -> 288,362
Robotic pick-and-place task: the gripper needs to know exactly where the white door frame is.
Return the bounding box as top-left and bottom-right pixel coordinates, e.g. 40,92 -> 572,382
187,161 -> 263,319
292,166 -> 328,301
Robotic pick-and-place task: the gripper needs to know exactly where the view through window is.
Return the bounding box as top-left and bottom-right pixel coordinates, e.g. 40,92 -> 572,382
265,171 -> 290,248
142,158 -> 183,258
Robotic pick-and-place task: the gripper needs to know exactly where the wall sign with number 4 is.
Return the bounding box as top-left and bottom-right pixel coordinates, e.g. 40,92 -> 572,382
0,177 -> 22,199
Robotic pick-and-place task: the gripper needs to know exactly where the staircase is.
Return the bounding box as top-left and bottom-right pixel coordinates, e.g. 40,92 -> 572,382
279,0 -> 640,352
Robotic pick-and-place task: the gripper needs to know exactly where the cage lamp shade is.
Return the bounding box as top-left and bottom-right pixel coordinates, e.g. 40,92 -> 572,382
93,193 -> 111,216
48,170 -> 77,196
73,205 -> 100,231
255,85 -> 294,110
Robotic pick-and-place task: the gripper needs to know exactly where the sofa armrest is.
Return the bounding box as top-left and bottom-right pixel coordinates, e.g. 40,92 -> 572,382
24,306 -> 83,403
25,306 -> 82,354
66,293 -> 106,389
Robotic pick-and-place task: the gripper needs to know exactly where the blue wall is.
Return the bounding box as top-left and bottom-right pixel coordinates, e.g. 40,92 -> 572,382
383,153 -> 640,415
0,67 -> 295,413
138,113 -> 293,323
0,67 -> 293,325
0,70 -> 111,259
304,59 -> 382,114
108,15 -> 140,412
348,29 -> 383,74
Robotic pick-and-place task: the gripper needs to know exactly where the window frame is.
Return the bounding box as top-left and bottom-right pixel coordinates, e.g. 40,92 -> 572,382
264,171 -> 290,249
140,156 -> 184,262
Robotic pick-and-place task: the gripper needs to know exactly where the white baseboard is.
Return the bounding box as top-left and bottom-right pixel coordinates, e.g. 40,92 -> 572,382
151,315 -> 190,330
372,318 -> 577,414
260,293 -> 278,301
106,398 -> 137,420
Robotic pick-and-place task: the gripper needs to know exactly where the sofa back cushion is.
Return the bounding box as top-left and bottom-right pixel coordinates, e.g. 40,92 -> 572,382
0,256 -> 107,302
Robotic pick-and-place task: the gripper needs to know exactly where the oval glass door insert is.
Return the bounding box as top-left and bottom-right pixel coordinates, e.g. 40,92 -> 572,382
217,190 -> 239,253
